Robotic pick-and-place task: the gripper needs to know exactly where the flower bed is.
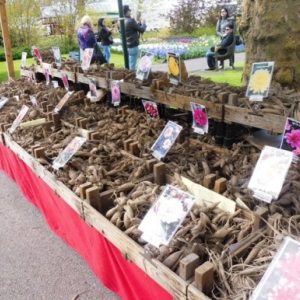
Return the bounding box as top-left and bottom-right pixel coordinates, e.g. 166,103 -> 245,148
111,35 -> 244,62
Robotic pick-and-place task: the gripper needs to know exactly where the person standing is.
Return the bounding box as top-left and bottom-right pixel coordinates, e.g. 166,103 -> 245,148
77,15 -> 97,62
205,24 -> 234,70
122,5 -> 147,70
97,18 -> 114,63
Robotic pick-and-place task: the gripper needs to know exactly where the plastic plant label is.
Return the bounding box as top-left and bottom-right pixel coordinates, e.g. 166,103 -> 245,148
0,97 -> 8,110
151,121 -> 182,160
81,48 -> 93,71
136,51 -> 154,80
139,185 -> 196,248
9,105 -> 29,134
248,146 -> 293,202
52,81 -> 59,88
21,52 -> 27,68
54,91 -> 74,113
280,117 -> 300,163
32,46 -> 42,62
30,96 -> 38,107
13,96 -> 20,102
88,78 -> 97,102
142,100 -> 159,118
61,73 -> 69,91
110,80 -> 120,106
52,46 -> 62,68
246,62 -> 274,101
52,136 -> 86,170
167,52 -> 181,85
251,237 -> 300,300
44,68 -> 50,85
28,71 -> 36,83
191,102 -> 209,135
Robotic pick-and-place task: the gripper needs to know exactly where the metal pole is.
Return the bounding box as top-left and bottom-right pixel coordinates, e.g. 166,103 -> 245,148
117,0 -> 129,69
0,0 -> 15,78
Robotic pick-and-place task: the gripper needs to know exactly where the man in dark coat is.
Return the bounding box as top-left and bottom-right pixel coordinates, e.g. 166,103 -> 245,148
122,4 -> 147,70
205,23 -> 234,70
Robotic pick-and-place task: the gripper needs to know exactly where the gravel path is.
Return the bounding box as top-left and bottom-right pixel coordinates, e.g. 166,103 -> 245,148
0,170 -> 121,300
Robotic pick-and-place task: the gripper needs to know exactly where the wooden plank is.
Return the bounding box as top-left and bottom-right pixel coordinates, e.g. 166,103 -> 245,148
79,182 -> 93,199
76,73 -> 108,89
224,105 -> 286,133
194,262 -> 214,295
4,133 -> 84,216
187,283 -> 212,300
50,69 -> 76,82
154,162 -> 166,184
146,159 -> 158,172
86,186 -> 101,212
214,177 -> 227,194
82,201 -> 188,300
123,139 -> 134,151
129,141 -> 140,157
179,253 -> 200,281
203,174 -> 216,189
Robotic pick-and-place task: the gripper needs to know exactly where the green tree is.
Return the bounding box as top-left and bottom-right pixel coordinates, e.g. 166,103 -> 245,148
6,0 -> 43,46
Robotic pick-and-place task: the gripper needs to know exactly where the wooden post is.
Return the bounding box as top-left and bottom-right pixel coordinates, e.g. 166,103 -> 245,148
214,177 -> 227,194
0,0 -> 15,78
203,174 -> 217,189
129,141 -> 140,157
195,262 -> 214,295
178,253 -> 200,281
154,162 -> 166,184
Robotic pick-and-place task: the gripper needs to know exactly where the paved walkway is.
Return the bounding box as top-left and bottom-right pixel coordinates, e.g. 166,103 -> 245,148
151,52 -> 245,74
0,170 -> 120,300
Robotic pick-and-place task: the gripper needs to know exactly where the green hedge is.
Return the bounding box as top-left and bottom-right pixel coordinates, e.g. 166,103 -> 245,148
0,47 -> 33,61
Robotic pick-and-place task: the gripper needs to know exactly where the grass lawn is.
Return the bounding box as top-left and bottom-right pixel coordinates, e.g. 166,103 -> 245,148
0,54 -> 244,87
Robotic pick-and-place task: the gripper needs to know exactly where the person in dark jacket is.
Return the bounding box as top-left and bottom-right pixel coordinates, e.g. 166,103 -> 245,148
97,18 -> 114,63
205,23 -> 234,70
122,4 -> 146,70
77,15 -> 96,62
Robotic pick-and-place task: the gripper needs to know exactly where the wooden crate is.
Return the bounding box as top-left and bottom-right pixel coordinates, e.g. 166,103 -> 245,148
224,105 -> 286,134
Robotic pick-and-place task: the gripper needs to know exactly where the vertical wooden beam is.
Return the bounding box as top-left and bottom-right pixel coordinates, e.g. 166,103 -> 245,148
0,0 -> 15,78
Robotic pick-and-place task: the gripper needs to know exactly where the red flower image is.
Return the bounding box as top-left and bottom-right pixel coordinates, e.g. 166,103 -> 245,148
285,130 -> 300,148
144,103 -> 158,118
194,108 -> 208,126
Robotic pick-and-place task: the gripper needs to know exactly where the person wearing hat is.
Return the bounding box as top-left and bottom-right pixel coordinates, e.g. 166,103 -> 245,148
122,4 -> 146,70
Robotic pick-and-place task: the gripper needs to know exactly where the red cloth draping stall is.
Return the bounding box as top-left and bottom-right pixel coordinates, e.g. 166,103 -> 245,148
0,142 -> 172,300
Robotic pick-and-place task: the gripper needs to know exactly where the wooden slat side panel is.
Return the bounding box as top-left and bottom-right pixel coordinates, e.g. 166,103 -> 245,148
3,134 -> 83,216
187,284 -> 212,300
224,106 -> 285,133
82,202 -> 188,300
76,73 -> 108,89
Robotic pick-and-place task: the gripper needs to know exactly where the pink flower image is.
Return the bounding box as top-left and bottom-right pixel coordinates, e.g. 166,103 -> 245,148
285,122 -> 291,131
144,103 -> 158,118
139,56 -> 152,73
194,108 -> 208,126
285,130 -> 300,148
163,139 -> 172,149
164,127 -> 173,138
111,85 -> 120,101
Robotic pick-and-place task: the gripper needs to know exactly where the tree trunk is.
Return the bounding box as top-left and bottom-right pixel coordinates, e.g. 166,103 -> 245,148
239,0 -> 300,89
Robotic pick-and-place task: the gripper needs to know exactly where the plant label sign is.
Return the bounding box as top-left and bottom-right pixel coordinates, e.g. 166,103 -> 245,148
0,97 -> 9,110
21,52 -> 27,69
190,102 -> 209,134
139,185 -> 196,248
54,91 -> 74,113
136,51 -> 154,81
81,48 -> 93,71
251,237 -> 300,300
30,95 -> 38,107
9,105 -> 29,134
110,80 -> 121,106
52,46 -> 62,68
32,46 -> 42,63
167,52 -> 181,85
44,68 -> 50,85
280,117 -> 300,163
248,146 -> 293,203
151,121 -> 182,160
52,136 -> 86,170
61,73 -> 69,91
142,100 -> 159,118
246,62 -> 274,101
